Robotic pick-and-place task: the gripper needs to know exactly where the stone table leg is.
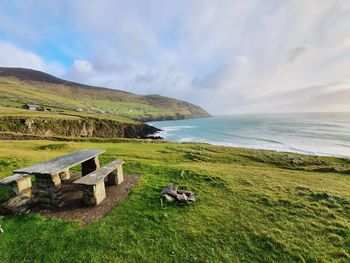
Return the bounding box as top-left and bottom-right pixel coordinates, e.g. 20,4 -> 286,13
82,157 -> 100,176
35,173 -> 64,207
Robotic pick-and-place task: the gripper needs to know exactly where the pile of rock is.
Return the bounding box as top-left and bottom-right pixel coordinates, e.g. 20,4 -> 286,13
161,183 -> 197,205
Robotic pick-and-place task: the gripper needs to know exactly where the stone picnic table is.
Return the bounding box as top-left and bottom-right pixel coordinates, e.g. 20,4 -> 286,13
1,150 -> 125,212
5,150 -> 105,207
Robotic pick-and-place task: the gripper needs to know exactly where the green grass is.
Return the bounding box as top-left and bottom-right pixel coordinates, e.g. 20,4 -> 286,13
0,106 -> 138,124
0,140 -> 350,262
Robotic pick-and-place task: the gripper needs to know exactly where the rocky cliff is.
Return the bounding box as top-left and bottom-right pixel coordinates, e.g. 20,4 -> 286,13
0,117 -> 159,138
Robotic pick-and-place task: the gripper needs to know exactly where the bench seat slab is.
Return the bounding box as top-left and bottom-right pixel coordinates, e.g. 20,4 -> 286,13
74,160 -> 124,185
74,160 -> 124,206
0,173 -> 31,185
0,174 -> 32,197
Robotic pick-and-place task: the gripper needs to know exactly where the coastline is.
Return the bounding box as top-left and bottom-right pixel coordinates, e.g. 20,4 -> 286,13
148,114 -> 350,158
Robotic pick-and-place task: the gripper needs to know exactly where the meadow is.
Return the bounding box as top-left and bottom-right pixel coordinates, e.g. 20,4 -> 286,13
0,140 -> 350,262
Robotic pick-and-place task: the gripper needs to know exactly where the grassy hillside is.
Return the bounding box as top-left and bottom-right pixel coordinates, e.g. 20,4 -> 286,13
0,140 -> 350,262
0,67 -> 210,121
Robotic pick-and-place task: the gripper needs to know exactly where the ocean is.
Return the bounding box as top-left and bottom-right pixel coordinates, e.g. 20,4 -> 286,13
148,113 -> 350,157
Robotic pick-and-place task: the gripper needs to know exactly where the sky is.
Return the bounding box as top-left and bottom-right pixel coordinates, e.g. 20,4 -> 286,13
0,0 -> 350,114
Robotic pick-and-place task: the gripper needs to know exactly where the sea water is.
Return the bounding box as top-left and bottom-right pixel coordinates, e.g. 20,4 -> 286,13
148,113 -> 350,157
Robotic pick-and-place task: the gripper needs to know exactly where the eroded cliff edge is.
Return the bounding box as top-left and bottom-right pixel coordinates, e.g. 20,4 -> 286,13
0,117 -> 160,138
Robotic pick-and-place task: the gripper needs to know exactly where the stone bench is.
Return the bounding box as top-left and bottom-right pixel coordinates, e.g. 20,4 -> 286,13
0,174 -> 33,214
73,160 -> 124,206
0,173 -> 32,198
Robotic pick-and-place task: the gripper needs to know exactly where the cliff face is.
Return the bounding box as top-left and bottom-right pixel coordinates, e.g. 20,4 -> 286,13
0,117 -> 159,138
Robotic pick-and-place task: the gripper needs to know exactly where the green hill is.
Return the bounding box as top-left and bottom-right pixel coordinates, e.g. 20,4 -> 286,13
0,67 -> 210,121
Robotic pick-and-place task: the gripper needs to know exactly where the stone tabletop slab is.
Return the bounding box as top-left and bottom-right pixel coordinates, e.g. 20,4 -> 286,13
14,149 -> 105,175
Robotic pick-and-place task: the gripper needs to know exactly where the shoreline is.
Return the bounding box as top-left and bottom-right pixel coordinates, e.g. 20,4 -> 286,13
0,131 -> 345,158
147,114 -> 350,158
148,134 -> 350,158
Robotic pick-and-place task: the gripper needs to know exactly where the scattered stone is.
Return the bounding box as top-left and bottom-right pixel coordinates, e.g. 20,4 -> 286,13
187,195 -> 196,202
176,193 -> 188,203
0,225 -> 3,234
163,194 -> 175,202
162,183 -> 177,197
161,184 -> 197,205
0,215 -> 4,220
177,189 -> 195,196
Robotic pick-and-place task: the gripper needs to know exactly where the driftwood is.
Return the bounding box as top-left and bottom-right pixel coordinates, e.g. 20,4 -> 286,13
161,183 -> 197,205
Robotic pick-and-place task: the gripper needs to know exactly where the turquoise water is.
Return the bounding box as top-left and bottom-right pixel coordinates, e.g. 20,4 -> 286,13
149,113 -> 350,157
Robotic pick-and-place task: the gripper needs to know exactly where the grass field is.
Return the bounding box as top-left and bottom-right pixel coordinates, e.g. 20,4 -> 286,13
0,106 -> 139,125
0,140 -> 350,262
0,107 -> 81,119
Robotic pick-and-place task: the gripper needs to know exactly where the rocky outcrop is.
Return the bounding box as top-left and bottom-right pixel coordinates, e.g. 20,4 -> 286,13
0,116 -> 160,139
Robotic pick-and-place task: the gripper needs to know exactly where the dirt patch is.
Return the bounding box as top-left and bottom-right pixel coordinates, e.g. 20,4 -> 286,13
37,173 -> 139,225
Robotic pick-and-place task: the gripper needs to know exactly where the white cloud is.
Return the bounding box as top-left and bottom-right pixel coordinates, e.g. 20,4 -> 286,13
63,60 -> 95,84
1,1 -> 350,114
0,41 -> 44,70
73,60 -> 94,75
0,41 -> 65,75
